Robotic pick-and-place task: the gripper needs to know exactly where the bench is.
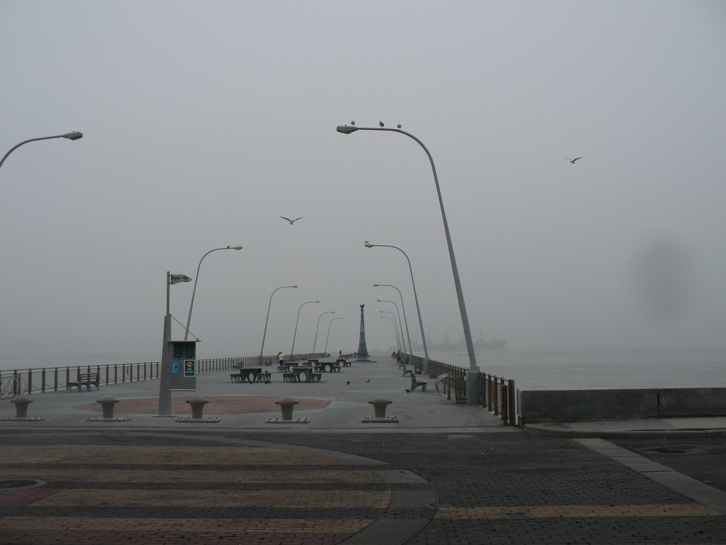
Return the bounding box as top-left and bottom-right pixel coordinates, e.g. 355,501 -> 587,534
402,367 -> 414,377
67,372 -> 100,391
409,373 -> 427,392
283,372 -> 296,382
308,373 -> 322,382
320,362 -> 341,373
453,377 -> 467,403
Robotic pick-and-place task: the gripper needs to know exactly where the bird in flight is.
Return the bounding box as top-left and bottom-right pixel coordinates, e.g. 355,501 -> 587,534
568,157 -> 582,164
280,216 -> 302,225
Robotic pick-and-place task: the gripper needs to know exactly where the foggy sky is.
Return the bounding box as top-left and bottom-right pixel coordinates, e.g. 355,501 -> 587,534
1,1 -> 725,368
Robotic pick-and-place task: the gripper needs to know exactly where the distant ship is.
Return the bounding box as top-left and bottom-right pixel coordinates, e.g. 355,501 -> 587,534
429,337 -> 506,351
427,326 -> 506,352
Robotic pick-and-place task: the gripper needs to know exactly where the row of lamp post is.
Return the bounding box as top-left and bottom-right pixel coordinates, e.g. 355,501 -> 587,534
2,125 -> 481,405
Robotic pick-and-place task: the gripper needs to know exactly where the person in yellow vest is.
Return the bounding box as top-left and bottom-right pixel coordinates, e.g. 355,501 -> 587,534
277,352 -> 285,368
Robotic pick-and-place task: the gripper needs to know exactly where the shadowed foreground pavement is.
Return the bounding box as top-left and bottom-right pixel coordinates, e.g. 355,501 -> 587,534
1,356 -> 726,544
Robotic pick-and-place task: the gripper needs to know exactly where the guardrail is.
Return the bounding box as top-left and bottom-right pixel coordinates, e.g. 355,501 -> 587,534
0,353 -> 327,398
408,354 -> 517,426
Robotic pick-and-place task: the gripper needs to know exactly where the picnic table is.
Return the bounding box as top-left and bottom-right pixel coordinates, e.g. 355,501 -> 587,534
282,366 -> 321,382
319,361 -> 341,373
230,367 -> 270,383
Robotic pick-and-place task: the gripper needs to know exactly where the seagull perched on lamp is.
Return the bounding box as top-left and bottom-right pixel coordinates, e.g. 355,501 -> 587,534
280,216 -> 302,225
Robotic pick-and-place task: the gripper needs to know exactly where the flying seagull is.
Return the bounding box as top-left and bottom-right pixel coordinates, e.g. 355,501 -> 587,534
568,157 -> 582,164
280,216 -> 302,225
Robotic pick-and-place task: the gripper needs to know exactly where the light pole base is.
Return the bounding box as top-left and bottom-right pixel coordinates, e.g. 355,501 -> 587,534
466,368 -> 480,405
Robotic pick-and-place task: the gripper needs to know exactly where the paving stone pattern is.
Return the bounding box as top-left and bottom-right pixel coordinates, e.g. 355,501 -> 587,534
1,429 -> 725,544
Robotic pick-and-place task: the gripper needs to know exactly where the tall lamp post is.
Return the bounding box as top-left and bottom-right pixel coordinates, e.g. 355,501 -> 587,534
367,242 -> 429,373
290,300 -> 319,360
259,285 -> 298,366
312,311 -> 335,353
159,271 -> 192,416
376,296 -> 408,356
338,123 -> 479,403
379,312 -> 401,352
1,132 -> 83,171
375,284 -> 413,363
184,246 -> 243,340
324,316 -> 343,353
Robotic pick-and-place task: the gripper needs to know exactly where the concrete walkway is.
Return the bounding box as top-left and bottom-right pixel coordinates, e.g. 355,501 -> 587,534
2,355 -> 726,544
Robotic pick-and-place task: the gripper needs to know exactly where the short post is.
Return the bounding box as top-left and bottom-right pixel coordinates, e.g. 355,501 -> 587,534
187,397 -> 209,420
276,397 -> 299,421
362,396 -> 398,423
97,395 -> 119,419
11,396 -> 32,418
369,396 -> 392,419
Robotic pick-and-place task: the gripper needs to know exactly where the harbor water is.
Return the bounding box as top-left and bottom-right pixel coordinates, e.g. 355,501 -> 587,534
427,347 -> 726,390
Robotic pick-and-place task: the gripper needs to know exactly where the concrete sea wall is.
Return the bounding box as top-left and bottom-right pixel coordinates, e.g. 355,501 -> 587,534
518,387 -> 726,423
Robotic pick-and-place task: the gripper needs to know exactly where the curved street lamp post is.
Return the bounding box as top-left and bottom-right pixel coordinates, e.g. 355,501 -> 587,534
290,300 -> 320,360
379,312 -> 401,352
376,295 -> 408,356
367,243 -> 429,373
184,246 -> 243,341
338,123 -> 479,403
324,316 -> 344,354
1,132 -> 83,171
312,311 -> 335,353
259,285 -> 298,366
373,284 -> 413,361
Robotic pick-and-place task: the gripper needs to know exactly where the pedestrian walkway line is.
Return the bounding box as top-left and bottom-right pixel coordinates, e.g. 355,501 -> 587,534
435,504 -> 723,519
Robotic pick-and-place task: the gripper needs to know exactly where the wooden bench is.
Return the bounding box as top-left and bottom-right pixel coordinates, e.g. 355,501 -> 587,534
283,372 -> 296,382
409,373 -> 427,392
67,372 -> 100,391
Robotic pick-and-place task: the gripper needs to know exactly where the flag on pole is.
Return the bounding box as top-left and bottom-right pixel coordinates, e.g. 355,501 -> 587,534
169,273 -> 192,284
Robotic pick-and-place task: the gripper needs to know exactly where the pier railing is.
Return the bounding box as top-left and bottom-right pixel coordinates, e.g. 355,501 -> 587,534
0,353 -> 326,397
409,354 -> 517,426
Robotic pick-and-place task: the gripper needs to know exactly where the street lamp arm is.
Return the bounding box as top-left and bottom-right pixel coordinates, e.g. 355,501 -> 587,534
184,245 -> 243,341
367,243 -> 429,366
0,132 -> 83,170
341,124 -> 478,373
259,285 -> 298,364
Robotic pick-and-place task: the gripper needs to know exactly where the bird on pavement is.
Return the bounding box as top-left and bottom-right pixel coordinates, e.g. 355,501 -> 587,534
366,379 -> 370,383
568,157 -> 582,164
280,216 -> 302,225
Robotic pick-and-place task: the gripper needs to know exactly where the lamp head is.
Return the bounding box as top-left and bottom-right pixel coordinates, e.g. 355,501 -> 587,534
62,131 -> 83,140
364,242 -> 375,248
373,284 -> 380,287
230,245 -> 243,250
337,125 -> 358,135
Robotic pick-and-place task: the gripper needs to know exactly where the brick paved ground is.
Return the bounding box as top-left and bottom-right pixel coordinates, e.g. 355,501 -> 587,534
2,428 -> 725,544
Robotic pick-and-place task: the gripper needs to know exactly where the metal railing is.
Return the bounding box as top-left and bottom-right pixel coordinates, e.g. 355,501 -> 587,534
407,353 -> 517,426
0,353 -> 326,397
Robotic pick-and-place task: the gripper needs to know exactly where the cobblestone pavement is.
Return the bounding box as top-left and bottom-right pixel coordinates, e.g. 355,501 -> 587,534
2,428 -> 726,544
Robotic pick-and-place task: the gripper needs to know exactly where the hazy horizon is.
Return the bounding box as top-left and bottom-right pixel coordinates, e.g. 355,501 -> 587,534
2,2 -> 725,371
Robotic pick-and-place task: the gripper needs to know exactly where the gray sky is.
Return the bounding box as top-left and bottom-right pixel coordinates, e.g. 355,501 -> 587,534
1,1 -> 725,367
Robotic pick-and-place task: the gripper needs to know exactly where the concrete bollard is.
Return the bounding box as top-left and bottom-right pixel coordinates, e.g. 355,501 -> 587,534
96,395 -> 119,419
276,397 -> 299,421
11,396 -> 32,418
368,397 -> 392,419
186,397 -> 209,420
362,396 -> 398,423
